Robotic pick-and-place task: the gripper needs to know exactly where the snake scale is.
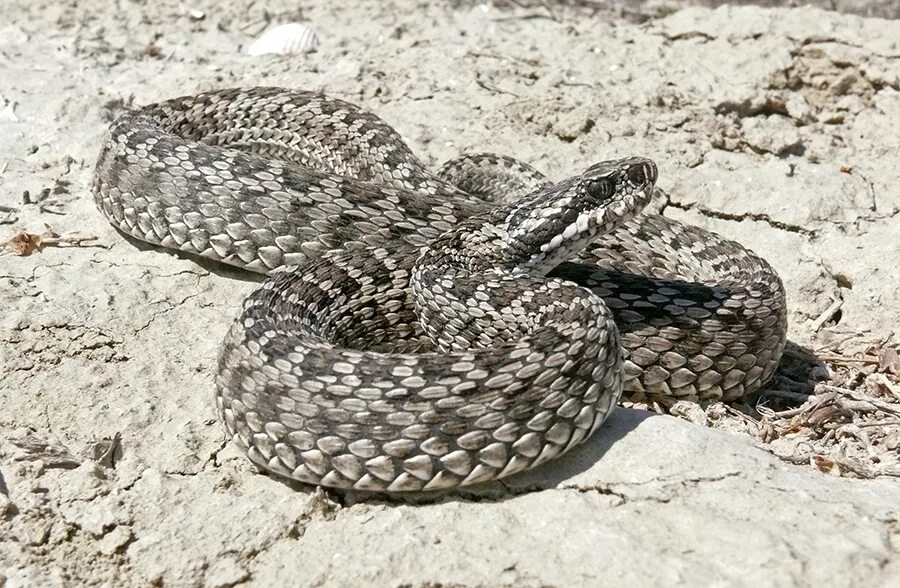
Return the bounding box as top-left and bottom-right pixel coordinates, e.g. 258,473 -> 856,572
92,87 -> 787,492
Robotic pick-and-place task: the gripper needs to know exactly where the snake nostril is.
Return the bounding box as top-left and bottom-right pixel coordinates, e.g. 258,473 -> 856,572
627,164 -> 646,185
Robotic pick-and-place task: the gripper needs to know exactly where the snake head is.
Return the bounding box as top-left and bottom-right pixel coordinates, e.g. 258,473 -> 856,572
581,157 -> 657,205
505,156 -> 657,275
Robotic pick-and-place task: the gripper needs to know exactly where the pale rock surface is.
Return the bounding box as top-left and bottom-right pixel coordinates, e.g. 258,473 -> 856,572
1,1 -> 898,586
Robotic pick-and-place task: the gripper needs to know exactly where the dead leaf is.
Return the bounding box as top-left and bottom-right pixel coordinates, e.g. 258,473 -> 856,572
4,231 -> 43,255
86,432 -> 121,468
878,345 -> 900,375
12,434 -> 81,469
813,455 -> 838,474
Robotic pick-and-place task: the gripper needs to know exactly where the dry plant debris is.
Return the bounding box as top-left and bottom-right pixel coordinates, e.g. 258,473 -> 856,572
2,225 -> 100,256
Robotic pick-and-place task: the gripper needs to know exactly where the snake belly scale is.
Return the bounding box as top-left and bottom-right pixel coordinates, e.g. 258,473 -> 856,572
92,87 -> 788,492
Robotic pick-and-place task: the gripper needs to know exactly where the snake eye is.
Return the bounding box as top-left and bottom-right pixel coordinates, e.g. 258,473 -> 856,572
627,165 -> 646,185
585,178 -> 613,200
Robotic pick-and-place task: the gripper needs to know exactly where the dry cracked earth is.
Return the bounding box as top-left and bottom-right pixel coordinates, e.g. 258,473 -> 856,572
1,1 -> 899,586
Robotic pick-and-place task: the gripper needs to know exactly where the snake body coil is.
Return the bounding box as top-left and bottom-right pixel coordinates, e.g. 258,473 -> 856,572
93,87 -> 787,492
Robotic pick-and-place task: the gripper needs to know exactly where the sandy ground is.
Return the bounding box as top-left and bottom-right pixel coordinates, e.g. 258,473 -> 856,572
1,1 -> 900,586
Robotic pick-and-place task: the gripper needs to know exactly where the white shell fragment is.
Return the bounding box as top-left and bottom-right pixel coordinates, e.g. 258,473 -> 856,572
247,23 -> 321,56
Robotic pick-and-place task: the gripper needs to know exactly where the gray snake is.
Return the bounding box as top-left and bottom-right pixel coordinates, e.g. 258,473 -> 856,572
92,87 -> 788,492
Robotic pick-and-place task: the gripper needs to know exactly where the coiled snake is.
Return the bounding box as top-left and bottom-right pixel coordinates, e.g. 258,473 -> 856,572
93,87 -> 787,492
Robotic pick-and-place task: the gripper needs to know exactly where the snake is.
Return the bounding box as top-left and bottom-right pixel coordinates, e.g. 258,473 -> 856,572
92,87 -> 788,492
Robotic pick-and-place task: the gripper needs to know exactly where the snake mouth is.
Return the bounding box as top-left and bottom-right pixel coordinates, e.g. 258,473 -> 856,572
617,157 -> 657,213
626,158 -> 658,188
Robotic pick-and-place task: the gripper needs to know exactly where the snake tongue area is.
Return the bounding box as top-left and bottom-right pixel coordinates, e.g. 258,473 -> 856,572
93,87 -> 788,493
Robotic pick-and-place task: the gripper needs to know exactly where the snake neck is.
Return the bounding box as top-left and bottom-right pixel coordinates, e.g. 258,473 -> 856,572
416,157 -> 658,279
410,157 -> 657,353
